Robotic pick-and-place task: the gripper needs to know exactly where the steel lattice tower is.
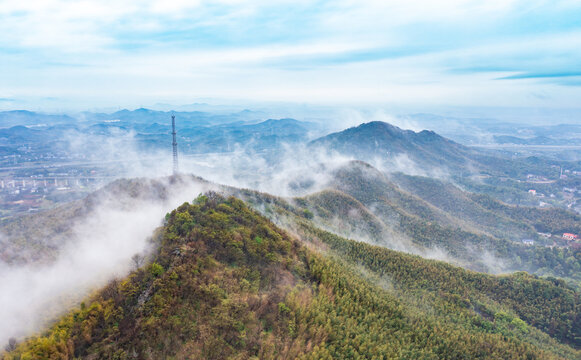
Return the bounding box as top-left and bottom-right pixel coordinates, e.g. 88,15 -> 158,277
171,115 -> 179,175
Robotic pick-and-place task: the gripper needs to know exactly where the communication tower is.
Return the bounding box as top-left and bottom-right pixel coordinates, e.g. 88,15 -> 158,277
172,115 -> 179,175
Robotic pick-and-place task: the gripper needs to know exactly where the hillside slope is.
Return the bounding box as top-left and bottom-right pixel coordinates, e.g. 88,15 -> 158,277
309,121 -> 482,174
295,161 -> 581,285
4,194 -> 579,359
309,121 -> 578,180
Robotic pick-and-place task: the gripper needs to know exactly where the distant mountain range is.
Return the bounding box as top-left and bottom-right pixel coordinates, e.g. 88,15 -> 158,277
2,110 -> 579,201
80,107 -> 262,127
0,109 -> 322,155
308,121 -> 578,178
0,110 -> 75,128
493,135 -> 581,146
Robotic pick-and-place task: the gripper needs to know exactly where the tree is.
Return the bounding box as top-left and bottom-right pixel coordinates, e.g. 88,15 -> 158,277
5,337 -> 16,352
131,253 -> 144,270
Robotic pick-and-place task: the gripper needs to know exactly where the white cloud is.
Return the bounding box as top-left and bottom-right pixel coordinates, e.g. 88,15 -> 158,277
0,0 -> 580,109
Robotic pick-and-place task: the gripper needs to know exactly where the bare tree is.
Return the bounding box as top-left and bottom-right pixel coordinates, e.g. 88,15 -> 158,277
131,253 -> 144,270
5,337 -> 17,352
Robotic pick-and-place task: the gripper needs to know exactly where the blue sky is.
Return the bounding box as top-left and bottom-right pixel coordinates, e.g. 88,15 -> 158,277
0,0 -> 580,112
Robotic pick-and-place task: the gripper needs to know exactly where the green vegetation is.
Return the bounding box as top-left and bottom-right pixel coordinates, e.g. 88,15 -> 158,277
469,192 -> 581,235
296,221 -> 580,349
294,162 -> 581,288
5,194 -> 579,359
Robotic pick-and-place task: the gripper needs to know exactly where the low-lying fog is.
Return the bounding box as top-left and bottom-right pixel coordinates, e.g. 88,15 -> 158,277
0,115 -> 519,348
0,177 -> 215,346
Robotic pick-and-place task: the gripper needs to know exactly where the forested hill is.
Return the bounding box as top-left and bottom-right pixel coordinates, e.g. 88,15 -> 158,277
309,121 -> 479,171
288,160 -> 581,286
4,194 -> 579,359
308,121 -> 566,178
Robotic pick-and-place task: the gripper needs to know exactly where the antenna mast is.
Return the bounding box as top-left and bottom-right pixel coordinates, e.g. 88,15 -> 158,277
171,114 -> 179,175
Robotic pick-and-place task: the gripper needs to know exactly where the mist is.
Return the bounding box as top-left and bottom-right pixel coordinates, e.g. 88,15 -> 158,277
0,176 -> 214,346
0,111 -> 527,348
0,119 -> 355,346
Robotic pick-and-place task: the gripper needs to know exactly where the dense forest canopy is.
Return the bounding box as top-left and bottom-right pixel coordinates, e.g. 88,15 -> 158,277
4,194 -> 579,359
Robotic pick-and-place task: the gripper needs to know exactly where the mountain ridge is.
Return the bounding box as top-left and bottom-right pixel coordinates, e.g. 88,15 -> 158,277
309,121 -> 483,174
4,193 -> 579,359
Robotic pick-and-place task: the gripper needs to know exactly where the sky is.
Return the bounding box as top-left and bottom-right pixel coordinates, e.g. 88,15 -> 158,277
0,0 -> 581,112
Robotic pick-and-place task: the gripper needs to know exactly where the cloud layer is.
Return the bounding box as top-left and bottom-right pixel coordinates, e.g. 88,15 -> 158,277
0,0 -> 580,110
